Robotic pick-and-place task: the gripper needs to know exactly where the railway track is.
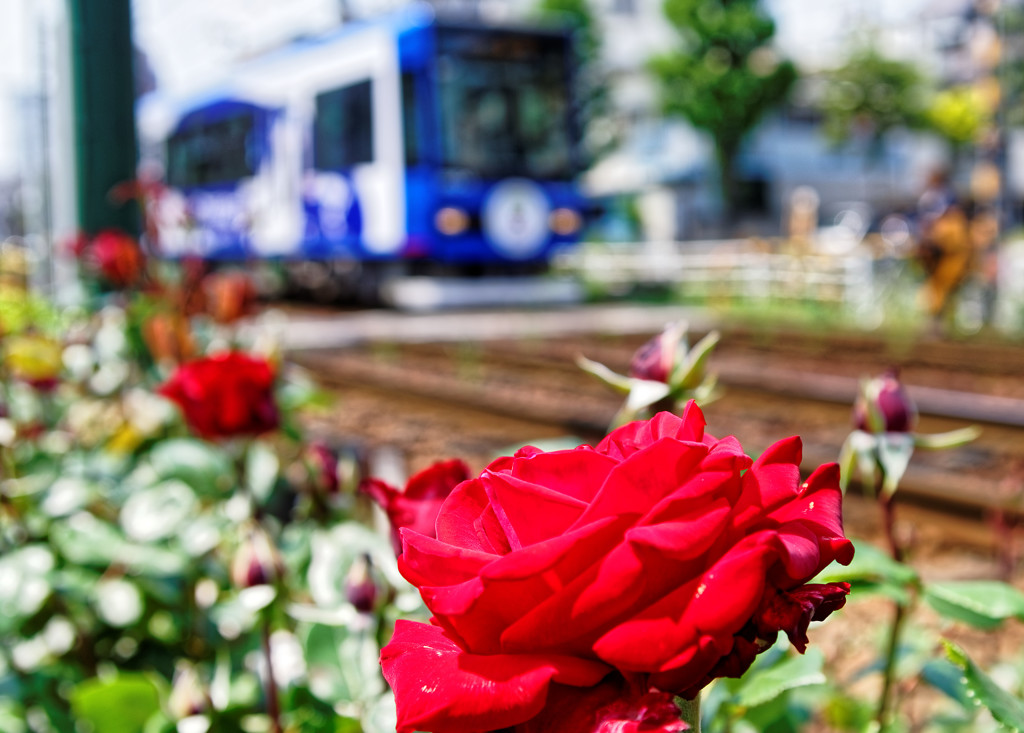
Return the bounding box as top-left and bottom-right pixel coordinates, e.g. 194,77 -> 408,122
289,329 -> 1024,532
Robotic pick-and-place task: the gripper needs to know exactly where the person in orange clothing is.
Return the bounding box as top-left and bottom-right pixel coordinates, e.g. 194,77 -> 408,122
915,170 -> 973,331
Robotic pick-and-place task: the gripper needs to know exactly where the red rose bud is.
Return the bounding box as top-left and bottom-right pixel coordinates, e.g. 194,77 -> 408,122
86,230 -> 146,288
381,405 -> 854,733
361,459 -> 471,556
628,323 -> 685,383
853,368 -> 917,434
167,662 -> 209,720
306,441 -> 340,496
344,553 -> 385,613
158,351 -> 278,440
231,524 -> 285,590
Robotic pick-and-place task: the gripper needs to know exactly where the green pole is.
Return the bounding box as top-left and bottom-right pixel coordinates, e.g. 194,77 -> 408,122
68,0 -> 139,236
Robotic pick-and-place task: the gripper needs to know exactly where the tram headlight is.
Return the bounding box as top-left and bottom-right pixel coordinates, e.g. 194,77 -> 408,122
549,208 -> 581,236
435,206 -> 470,236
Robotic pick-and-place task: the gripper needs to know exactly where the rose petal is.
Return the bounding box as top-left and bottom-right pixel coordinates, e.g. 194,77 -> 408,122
481,471 -> 589,546
422,517 -> 626,653
504,448 -> 620,503
731,435 -> 803,528
382,621 -> 611,733
405,459 -> 471,501
761,463 -> 855,570
596,406 -> 705,460
399,531 -> 496,588
592,536 -> 775,672
573,438 -> 707,527
436,478 -> 513,555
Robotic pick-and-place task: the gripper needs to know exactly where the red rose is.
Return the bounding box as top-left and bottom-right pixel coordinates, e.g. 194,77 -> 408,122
158,352 -> 279,439
362,459 -> 471,556
85,230 -> 146,288
381,404 -> 853,733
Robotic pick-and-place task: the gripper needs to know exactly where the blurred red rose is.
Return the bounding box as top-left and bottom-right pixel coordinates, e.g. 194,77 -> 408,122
158,351 -> 278,439
361,459 -> 471,556
381,404 -> 853,733
85,230 -> 146,288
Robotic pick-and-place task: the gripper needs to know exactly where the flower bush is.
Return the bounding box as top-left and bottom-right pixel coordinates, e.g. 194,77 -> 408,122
4,228 -> 1024,732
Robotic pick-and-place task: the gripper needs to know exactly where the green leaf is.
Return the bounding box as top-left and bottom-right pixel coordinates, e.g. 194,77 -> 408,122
815,539 -> 917,588
945,640 -> 1024,731
624,379 -> 672,411
877,433 -> 915,497
120,480 -> 198,542
922,658 -> 973,709
576,355 -> 632,393
673,329 -> 719,390
146,439 -> 235,495
733,648 -> 826,709
924,581 -> 1024,630
914,426 -> 981,450
70,674 -> 161,733
841,430 -> 880,494
0,545 -> 54,631
245,440 -> 280,504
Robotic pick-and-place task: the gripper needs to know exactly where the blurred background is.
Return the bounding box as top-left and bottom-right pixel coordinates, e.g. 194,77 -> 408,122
1,0 -> 1023,330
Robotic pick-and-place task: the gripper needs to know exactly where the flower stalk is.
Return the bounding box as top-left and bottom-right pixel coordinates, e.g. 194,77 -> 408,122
260,617 -> 283,733
678,694 -> 701,733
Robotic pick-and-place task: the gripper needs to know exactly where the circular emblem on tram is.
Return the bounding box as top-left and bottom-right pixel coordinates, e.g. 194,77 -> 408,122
482,178 -> 552,259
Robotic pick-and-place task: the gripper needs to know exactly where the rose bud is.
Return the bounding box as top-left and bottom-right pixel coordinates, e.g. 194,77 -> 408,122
231,524 -> 285,590
344,553 -> 387,613
158,351 -> 278,440
853,368 -> 917,434
628,323 -> 686,383
305,441 -> 339,497
85,230 -> 146,288
3,333 -> 63,391
167,661 -> 209,720
361,459 -> 471,556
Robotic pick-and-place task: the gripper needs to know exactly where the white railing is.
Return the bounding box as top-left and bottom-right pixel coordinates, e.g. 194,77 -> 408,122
559,241 -> 877,316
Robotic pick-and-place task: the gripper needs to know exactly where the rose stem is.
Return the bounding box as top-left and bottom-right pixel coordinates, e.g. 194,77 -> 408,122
261,618 -> 283,733
876,482 -> 908,728
679,693 -> 701,733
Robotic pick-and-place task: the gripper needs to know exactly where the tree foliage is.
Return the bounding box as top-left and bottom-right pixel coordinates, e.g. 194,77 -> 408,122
649,0 -> 797,212
818,45 -> 930,147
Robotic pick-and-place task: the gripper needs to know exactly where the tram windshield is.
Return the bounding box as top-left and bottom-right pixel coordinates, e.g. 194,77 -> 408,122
167,107 -> 259,188
437,28 -> 574,180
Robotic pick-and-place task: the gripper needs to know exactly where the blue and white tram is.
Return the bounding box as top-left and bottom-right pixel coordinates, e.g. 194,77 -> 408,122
137,6 -> 585,298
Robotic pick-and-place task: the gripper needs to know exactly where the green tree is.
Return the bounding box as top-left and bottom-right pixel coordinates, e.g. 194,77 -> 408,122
649,0 -> 797,216
818,45 -> 930,151
533,0 -> 613,163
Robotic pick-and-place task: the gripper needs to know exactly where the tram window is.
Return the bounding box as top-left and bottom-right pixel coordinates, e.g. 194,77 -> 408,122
402,73 -> 419,166
167,111 -> 257,188
436,30 -> 574,180
314,80 -> 374,170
